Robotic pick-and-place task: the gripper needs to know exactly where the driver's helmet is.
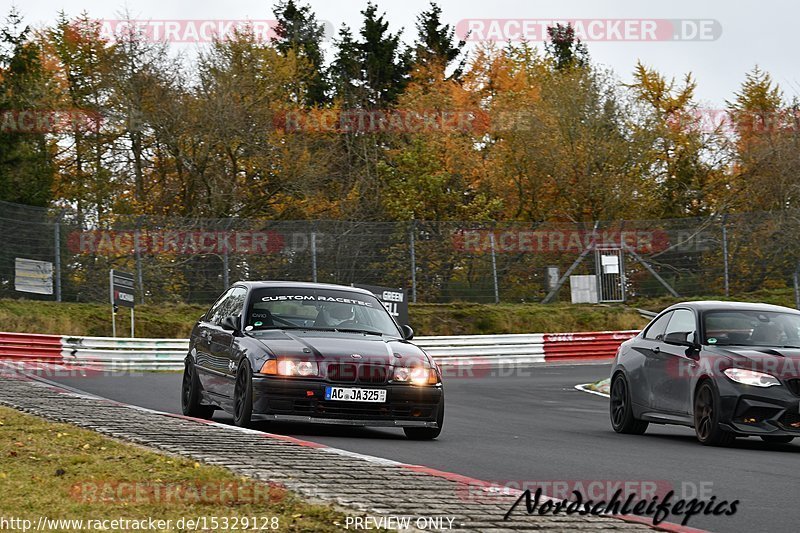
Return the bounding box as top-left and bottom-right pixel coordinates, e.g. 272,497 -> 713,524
327,305 -> 354,326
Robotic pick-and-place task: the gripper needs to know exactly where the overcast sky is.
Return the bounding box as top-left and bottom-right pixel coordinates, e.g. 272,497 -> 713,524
9,0 -> 798,108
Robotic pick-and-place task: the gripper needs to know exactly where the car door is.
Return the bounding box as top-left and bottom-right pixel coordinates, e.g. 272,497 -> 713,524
637,311 -> 673,409
194,288 -> 236,393
211,287 -> 247,401
198,287 -> 244,398
651,308 -> 699,415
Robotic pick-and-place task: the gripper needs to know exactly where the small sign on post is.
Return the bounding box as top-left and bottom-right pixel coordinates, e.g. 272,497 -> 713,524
355,284 -> 409,327
110,270 -> 136,337
15,258 -> 54,296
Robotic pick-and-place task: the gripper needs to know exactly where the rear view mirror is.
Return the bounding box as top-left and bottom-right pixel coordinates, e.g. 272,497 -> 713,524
221,316 -> 240,332
401,324 -> 414,340
664,331 -> 698,348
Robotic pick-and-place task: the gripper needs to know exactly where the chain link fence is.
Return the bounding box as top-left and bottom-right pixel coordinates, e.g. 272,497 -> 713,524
2,199 -> 800,305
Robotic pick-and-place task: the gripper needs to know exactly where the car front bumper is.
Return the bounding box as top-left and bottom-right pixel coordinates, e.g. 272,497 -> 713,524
717,377 -> 800,436
250,375 -> 444,428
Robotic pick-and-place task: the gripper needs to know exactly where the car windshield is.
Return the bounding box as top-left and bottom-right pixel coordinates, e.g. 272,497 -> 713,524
246,287 -> 401,337
703,310 -> 800,347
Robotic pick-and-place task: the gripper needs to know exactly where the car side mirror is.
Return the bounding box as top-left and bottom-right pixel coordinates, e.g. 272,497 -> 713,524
401,324 -> 414,340
664,331 -> 699,349
221,315 -> 240,333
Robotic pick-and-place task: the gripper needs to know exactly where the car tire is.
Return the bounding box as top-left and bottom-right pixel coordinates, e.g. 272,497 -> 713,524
233,362 -> 254,428
404,399 -> 444,440
181,359 -> 215,420
610,374 -> 648,435
694,381 -> 735,446
760,435 -> 794,444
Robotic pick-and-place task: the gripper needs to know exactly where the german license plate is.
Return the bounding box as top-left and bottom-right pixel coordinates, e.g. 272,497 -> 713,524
325,386 -> 386,403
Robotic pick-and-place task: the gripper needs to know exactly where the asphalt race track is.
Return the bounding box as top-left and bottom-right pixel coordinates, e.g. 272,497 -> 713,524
43,363 -> 798,533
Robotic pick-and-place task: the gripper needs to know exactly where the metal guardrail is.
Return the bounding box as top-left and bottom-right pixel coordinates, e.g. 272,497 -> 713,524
0,332 -> 64,362
0,330 -> 639,371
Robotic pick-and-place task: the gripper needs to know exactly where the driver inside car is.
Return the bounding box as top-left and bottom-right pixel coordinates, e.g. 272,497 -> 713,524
749,322 -> 783,345
314,305 -> 356,327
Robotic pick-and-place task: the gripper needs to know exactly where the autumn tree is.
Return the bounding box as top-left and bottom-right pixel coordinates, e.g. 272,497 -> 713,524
727,67 -> 799,211
46,12 -> 119,225
628,62 -> 724,217
106,11 -> 174,212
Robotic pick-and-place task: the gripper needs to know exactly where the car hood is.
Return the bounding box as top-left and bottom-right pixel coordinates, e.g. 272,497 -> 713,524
247,329 -> 430,366
707,345 -> 800,378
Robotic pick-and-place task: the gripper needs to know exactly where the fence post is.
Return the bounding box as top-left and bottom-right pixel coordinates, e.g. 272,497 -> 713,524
222,250 -> 229,288
134,227 -> 144,304
489,231 -> 499,303
721,215 -> 730,297
409,220 -> 417,303
794,264 -> 800,311
311,229 -> 318,283
54,215 -> 61,303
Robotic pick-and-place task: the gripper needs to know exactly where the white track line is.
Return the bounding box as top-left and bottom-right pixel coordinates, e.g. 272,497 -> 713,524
574,383 -> 610,398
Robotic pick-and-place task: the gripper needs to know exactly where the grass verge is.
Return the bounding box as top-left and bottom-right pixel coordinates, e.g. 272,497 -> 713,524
0,406 -> 354,532
0,299 -> 646,338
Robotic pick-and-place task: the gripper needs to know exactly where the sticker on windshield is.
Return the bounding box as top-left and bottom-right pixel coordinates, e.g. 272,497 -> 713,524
708,337 -> 717,344
260,295 -> 373,307
254,321 -> 263,327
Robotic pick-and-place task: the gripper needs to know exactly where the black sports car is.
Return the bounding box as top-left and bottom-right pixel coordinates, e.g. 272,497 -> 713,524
610,301 -> 800,446
181,281 -> 444,439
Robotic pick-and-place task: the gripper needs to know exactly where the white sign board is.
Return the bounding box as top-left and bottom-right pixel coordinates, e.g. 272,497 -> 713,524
601,254 -> 620,274
15,258 -> 54,295
570,275 -> 599,304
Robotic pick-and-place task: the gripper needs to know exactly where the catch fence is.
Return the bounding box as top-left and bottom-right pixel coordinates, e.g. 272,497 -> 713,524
2,200 -> 799,305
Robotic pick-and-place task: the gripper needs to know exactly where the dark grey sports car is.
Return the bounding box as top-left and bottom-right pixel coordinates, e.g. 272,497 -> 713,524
182,281 -> 444,439
611,301 -> 800,446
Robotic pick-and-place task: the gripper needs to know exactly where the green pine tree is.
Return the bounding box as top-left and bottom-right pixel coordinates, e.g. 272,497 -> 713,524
0,7 -> 54,207
272,0 -> 328,105
412,2 -> 466,80
545,23 -> 588,71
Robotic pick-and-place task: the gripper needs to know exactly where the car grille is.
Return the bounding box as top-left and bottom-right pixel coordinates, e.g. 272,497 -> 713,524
283,399 -> 435,420
327,363 -> 387,384
787,379 -> 800,396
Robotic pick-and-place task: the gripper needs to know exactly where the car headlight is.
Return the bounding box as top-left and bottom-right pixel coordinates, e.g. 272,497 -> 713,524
723,368 -> 780,387
260,359 -> 319,377
393,366 -> 439,385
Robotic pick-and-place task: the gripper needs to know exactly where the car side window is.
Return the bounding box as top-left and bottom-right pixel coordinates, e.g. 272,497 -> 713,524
205,288 -> 235,324
644,311 -> 673,340
211,287 -> 247,325
207,287 -> 247,325
664,309 -> 697,342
